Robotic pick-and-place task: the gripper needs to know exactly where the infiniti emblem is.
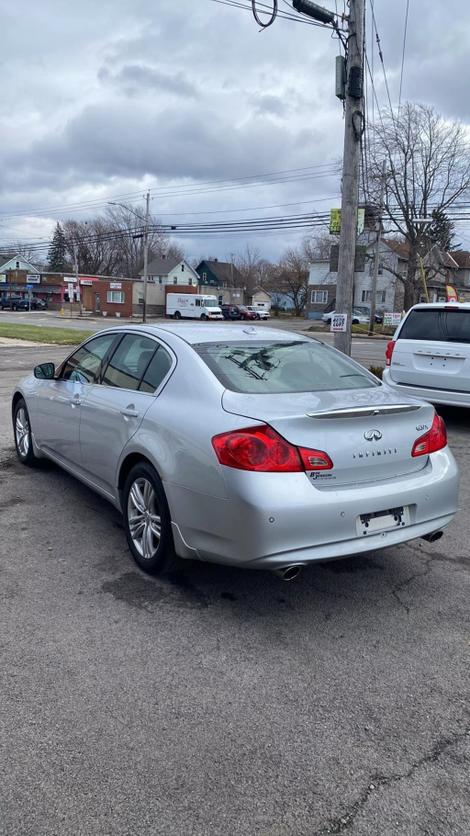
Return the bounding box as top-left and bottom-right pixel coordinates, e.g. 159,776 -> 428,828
364,429 -> 383,441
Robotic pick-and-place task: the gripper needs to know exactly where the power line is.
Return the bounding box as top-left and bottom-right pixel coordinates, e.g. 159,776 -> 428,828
369,0 -> 394,113
398,0 -> 410,109
0,163 -> 339,222
207,0 -> 335,27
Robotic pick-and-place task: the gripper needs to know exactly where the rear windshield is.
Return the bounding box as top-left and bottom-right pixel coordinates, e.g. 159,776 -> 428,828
194,340 -> 378,394
399,309 -> 470,343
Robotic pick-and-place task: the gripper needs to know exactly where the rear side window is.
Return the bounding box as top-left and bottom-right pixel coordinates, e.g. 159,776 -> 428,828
399,309 -> 470,343
194,340 -> 378,394
139,347 -> 173,393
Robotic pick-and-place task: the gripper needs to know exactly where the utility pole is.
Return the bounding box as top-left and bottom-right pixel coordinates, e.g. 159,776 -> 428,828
334,0 -> 365,356
368,159 -> 386,335
73,241 -> 83,317
292,0 -> 365,356
142,190 -> 150,323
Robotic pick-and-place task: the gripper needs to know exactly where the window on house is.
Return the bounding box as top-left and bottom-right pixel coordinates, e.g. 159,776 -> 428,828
311,290 -> 328,304
181,264 -> 185,272
361,290 -> 372,302
173,277 -> 177,285
107,291 -> 124,304
189,278 -> 193,285
158,277 -> 163,284
16,262 -> 20,268
202,272 -> 207,281
376,291 -> 386,304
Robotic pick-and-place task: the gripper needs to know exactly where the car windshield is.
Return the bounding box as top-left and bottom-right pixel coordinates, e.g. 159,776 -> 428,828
194,340 -> 378,394
203,299 -> 218,307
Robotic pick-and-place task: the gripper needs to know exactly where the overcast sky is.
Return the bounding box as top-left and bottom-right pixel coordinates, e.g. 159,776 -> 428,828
2,0 -> 470,263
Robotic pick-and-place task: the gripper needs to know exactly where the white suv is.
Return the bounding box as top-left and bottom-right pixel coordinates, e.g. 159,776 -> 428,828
246,306 -> 270,320
383,302 -> 470,408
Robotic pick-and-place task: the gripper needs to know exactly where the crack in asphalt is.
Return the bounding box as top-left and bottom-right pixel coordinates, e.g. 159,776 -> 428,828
389,555 -> 434,615
315,725 -> 470,835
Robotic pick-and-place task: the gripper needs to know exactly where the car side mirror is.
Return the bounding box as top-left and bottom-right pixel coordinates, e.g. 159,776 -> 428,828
34,362 -> 55,380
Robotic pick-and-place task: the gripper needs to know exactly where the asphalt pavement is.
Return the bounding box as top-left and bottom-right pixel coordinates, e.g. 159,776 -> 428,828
0,345 -> 469,835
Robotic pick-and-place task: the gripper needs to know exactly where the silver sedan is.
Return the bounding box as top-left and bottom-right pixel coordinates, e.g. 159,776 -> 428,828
12,324 -> 459,580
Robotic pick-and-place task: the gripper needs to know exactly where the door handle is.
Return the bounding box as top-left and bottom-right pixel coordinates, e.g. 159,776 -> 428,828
121,406 -> 139,418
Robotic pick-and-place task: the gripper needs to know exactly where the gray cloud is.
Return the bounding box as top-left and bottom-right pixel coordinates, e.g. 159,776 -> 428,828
1,0 -> 470,259
99,63 -> 197,98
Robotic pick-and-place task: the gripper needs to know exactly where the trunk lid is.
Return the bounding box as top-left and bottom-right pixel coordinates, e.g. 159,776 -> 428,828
222,387 -> 434,486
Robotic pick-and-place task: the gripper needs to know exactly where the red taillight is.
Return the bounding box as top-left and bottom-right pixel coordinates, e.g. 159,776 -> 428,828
212,425 -> 333,473
411,413 -> 447,457
385,340 -> 396,366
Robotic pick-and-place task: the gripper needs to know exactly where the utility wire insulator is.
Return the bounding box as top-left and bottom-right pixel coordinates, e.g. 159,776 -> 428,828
292,0 -> 335,24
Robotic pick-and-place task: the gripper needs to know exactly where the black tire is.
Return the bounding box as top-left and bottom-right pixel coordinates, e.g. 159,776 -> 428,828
255,313 -> 261,320
200,313 -> 208,320
123,462 -> 179,575
13,399 -> 39,467
173,311 -> 181,319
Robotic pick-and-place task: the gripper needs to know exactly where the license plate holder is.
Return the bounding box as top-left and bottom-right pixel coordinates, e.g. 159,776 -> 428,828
358,506 -> 408,537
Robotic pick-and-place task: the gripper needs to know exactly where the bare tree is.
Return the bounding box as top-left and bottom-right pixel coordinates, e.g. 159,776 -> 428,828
233,245 -> 273,293
302,231 -> 336,263
63,204 -> 185,278
370,103 -> 470,308
268,246 -> 309,316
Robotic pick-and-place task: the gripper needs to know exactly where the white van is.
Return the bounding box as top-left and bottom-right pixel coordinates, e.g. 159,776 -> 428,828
166,294 -> 223,321
383,302 -> 470,408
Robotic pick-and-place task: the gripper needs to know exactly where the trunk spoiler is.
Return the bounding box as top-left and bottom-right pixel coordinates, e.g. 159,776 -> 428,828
306,404 -> 422,420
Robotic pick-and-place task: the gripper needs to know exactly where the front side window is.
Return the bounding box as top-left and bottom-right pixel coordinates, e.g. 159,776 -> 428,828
194,340 -> 378,394
204,299 -> 217,307
61,334 -> 117,384
102,335 -> 157,390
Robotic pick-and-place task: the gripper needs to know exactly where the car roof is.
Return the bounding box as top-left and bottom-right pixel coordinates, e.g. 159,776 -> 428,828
409,302 -> 470,311
100,322 -> 309,346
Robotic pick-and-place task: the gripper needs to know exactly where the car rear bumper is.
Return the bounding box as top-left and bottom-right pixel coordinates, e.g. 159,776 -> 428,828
383,370 -> 470,408
165,447 -> 459,569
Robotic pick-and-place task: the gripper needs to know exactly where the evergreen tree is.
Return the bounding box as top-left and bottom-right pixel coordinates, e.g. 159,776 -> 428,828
427,208 -> 456,252
47,223 -> 68,272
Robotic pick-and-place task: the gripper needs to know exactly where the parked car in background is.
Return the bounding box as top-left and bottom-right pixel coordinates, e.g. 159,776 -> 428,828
236,305 -> 258,321
221,304 -> 241,320
221,304 -> 257,321
246,306 -> 270,320
12,324 -> 458,580
1,296 -> 25,310
383,302 -> 470,408
322,306 -> 382,325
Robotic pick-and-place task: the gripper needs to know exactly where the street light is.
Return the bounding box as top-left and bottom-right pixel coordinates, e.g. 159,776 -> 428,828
108,192 -> 150,322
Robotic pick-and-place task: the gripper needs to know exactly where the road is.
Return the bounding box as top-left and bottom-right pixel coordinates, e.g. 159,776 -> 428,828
0,309 -> 389,368
0,346 -> 469,835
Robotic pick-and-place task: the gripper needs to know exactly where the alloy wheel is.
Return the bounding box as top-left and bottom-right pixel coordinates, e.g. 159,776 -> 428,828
127,477 -> 162,560
15,407 -> 30,458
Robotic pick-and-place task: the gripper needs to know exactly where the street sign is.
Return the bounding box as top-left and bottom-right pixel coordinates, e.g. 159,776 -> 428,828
330,313 -> 348,332
329,208 -> 365,235
67,283 -> 75,298
383,312 -> 402,326
26,273 -> 40,284
110,281 -> 122,290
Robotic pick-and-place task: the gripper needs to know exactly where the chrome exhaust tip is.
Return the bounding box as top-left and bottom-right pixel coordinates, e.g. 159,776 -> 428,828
274,564 -> 304,581
422,530 -> 443,543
